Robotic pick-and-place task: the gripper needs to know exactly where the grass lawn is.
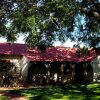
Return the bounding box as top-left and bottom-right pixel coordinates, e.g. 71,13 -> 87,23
0,83 -> 100,100
0,96 -> 8,100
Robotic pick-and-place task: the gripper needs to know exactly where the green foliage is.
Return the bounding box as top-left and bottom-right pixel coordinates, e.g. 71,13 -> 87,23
78,46 -> 89,56
0,0 -> 100,47
7,84 -> 100,100
0,60 -> 14,86
0,60 -> 24,87
0,96 -> 8,100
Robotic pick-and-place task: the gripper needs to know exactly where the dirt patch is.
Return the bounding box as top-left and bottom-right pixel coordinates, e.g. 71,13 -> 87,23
0,86 -> 33,90
0,91 -> 27,100
0,86 -> 44,100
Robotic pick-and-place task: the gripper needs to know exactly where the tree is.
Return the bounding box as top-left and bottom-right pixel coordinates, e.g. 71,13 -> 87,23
0,0 -> 100,47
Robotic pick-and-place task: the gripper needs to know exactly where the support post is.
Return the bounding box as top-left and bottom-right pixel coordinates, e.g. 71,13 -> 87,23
60,63 -> 65,84
45,63 -> 51,84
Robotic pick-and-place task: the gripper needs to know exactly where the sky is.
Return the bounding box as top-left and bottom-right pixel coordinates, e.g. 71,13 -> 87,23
0,35 -> 25,44
0,35 -> 85,47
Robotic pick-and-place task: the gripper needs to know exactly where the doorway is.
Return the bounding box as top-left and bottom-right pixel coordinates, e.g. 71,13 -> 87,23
75,62 -> 85,83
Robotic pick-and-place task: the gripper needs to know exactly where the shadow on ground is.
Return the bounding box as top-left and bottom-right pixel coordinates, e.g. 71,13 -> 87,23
0,83 -> 100,100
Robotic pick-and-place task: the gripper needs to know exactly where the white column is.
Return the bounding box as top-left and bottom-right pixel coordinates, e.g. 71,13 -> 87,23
21,56 -> 29,79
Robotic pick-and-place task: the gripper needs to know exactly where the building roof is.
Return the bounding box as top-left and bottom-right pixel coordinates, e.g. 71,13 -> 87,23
0,43 -> 26,55
0,43 -> 97,62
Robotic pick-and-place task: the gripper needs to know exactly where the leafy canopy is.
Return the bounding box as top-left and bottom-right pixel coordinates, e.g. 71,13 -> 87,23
0,0 -> 100,47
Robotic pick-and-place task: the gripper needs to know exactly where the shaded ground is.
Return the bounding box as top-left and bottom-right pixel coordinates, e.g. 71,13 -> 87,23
0,92 -> 27,100
0,83 -> 100,100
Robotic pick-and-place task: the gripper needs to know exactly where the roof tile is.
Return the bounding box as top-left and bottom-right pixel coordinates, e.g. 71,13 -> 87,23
0,43 -> 97,62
